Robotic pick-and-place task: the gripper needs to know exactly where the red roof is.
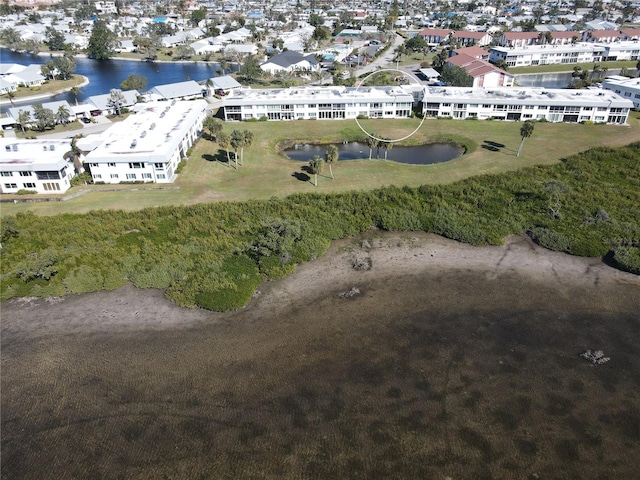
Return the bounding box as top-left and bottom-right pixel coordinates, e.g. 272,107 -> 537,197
621,28 -> 640,37
452,31 -> 488,40
453,46 -> 489,58
550,31 -> 579,39
503,31 -> 540,40
589,30 -> 623,38
448,53 -> 509,78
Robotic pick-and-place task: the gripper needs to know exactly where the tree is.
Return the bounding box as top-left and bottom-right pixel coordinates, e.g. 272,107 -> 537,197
382,139 -> 393,160
239,54 -> 263,83
308,155 -> 323,186
87,20 -> 120,60
517,120 -> 535,157
203,115 -> 223,141
309,13 -> 324,27
217,131 -> 232,167
107,88 -> 126,116
69,85 -> 82,105
45,25 -> 65,51
174,44 -> 195,60
55,105 -> 70,125
230,130 -> 244,169
405,36 -> 428,53
32,103 -> 55,132
53,55 -> 76,80
120,74 -> 147,91
440,64 -> 473,87
240,130 -> 254,165
190,6 -> 207,26
366,136 -> 379,159
324,144 -> 338,179
17,110 -> 31,133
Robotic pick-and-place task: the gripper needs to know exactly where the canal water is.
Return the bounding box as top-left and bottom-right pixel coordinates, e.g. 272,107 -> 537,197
284,141 -> 463,165
1,47 -> 229,108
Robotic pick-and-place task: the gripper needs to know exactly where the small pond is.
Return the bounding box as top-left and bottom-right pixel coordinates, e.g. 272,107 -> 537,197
283,141 -> 463,165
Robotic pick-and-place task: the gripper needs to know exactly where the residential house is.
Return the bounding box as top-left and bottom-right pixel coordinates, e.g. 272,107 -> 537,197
583,30 -> 624,43
147,81 -> 206,101
452,46 -> 490,60
418,28 -> 453,46
447,53 -> 514,88
498,31 -> 540,47
452,30 -> 492,47
260,51 -> 319,75
85,90 -> 139,116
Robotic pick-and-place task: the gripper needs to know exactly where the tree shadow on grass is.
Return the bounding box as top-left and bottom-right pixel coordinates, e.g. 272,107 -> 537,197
292,172 -> 310,182
481,140 -> 508,153
203,151 -> 230,166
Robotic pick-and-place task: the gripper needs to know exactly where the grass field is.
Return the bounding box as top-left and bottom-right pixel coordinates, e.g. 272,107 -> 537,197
2,115 -> 639,217
0,74 -> 86,101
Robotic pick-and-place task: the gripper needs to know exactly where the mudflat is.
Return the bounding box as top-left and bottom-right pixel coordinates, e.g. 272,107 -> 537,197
2,232 -> 639,479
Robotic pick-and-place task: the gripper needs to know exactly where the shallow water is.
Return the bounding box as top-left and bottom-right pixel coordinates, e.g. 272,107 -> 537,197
2,258 -> 639,478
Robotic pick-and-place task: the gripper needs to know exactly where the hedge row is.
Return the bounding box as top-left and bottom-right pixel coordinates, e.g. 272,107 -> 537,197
1,142 -> 638,311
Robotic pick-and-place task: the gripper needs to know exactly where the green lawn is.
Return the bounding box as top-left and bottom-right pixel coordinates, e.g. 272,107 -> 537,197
0,74 -> 86,101
2,115 -> 639,217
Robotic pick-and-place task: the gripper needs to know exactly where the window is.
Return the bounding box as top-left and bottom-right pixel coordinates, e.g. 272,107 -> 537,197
157,174 -> 166,180
110,174 -> 119,179
126,174 -> 136,179
42,182 -> 60,191
128,163 -> 143,169
19,172 -> 31,176
154,163 -> 164,170
94,174 -> 102,179
23,182 -> 36,188
142,173 -> 152,179
1,172 -> 13,177
36,171 -> 60,180
4,183 -> 17,189
4,146 -> 9,152
108,163 -> 116,167
90,163 -> 99,167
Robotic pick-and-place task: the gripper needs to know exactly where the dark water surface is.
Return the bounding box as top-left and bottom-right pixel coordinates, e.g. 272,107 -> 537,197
284,141 -> 463,164
2,243 -> 639,479
1,47 -> 225,106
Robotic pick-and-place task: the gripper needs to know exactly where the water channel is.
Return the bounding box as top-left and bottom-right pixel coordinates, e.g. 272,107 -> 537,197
284,142 -> 463,165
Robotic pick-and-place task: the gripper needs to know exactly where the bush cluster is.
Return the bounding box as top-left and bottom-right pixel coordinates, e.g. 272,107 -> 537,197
1,142 -> 638,311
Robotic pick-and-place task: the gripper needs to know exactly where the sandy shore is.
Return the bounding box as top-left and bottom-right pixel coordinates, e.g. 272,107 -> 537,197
3,231 -> 638,337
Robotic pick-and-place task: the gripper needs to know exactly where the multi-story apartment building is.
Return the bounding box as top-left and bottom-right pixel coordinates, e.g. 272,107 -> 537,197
421,86 -> 633,124
83,100 -> 207,185
489,42 -> 640,67
602,76 -> 640,110
221,86 -> 415,121
0,139 -> 78,194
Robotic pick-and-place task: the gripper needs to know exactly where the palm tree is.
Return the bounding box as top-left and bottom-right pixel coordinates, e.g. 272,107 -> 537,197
230,129 -> 244,169
517,120 -> 535,157
56,105 -> 71,126
240,130 -> 254,165
308,155 -> 323,186
217,131 -> 232,167
365,135 -> 379,159
6,90 -> 16,107
324,144 -> 339,179
382,139 -> 393,161
203,115 -> 222,141
69,85 -> 82,106
17,110 -> 31,133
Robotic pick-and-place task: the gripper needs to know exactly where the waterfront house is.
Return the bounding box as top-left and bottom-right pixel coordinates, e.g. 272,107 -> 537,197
147,81 -> 206,101
85,90 -> 139,116
447,54 -> 514,88
602,76 -> 640,110
260,51 -> 320,75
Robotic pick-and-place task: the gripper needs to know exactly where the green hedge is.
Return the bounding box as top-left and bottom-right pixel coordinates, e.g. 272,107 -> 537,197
1,142 -> 638,311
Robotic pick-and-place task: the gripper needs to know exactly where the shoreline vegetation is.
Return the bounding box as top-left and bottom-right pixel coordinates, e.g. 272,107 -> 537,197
1,142 -> 638,311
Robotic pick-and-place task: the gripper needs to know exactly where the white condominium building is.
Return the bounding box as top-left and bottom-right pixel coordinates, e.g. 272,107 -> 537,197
83,100 -> 207,184
489,42 -> 640,67
602,76 -> 640,110
221,86 -> 416,121
1,138 -> 78,194
421,86 -> 633,124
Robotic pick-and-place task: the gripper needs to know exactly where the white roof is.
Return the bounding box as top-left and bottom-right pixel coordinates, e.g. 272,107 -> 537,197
149,81 -> 204,100
85,100 -> 207,164
0,138 -> 72,172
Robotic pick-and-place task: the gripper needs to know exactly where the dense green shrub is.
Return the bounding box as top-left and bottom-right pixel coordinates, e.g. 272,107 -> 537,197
1,142 -> 638,311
